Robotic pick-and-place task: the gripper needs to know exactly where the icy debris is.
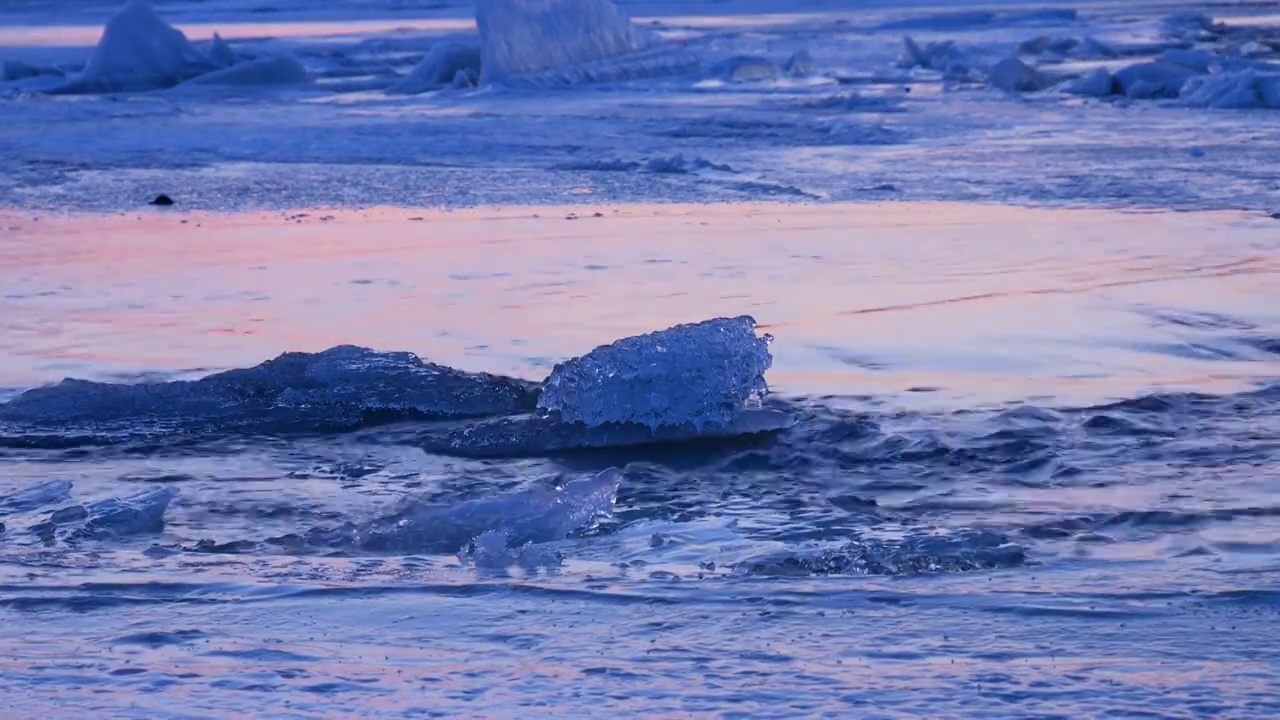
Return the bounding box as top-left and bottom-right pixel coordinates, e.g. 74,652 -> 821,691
0,345 -> 540,433
29,487 -> 178,542
642,154 -> 733,174
354,468 -> 621,553
0,479 -> 73,514
182,54 -> 309,87
1018,35 -> 1115,60
1181,70 -> 1280,109
1113,62 -> 1196,99
711,55 -> 780,82
987,57 -> 1051,93
784,50 -> 815,77
476,0 -> 698,86
898,36 -> 979,82
208,32 -> 238,66
1064,67 -> 1115,97
387,42 -> 482,94
50,0 -> 219,94
538,316 -> 773,430
735,528 -> 1025,577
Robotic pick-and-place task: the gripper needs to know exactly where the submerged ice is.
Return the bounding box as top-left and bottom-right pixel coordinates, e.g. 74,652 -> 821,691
340,468 -> 621,554
538,316 -> 773,431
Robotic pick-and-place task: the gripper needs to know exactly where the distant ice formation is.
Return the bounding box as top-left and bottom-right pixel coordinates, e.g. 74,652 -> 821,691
182,54 -> 310,87
475,0 -> 698,86
388,42 -> 482,94
50,0 -> 220,94
987,57 -> 1051,93
207,32 -> 238,67
538,316 -> 773,430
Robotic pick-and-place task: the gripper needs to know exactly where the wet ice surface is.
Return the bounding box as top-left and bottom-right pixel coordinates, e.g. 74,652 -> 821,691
2,0 -> 1280,212
2,0 -> 1280,715
0,202 -> 1277,716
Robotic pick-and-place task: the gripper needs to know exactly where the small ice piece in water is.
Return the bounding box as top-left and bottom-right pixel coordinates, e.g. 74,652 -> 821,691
1064,67 -> 1115,97
987,57 -> 1051,92
208,32 -> 238,66
538,316 -> 773,430
78,487 -> 179,539
356,468 -> 621,553
711,55 -> 781,82
0,479 -> 73,514
476,0 -> 698,86
50,0 -> 220,94
182,54 -> 309,87
387,42 -> 482,94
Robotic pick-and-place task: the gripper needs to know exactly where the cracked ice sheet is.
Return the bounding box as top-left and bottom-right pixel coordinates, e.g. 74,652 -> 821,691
1,0 -> 1278,213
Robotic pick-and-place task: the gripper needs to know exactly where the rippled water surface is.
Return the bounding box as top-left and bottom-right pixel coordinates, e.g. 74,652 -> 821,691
1,202 -> 1278,717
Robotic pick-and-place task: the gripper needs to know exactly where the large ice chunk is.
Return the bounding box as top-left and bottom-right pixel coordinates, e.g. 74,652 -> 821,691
476,0 -> 698,86
1181,69 -> 1280,109
537,316 -> 773,430
50,0 -> 219,94
0,345 -> 540,434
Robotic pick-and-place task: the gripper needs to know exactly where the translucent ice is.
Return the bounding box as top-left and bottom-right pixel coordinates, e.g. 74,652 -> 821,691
79,487 -> 178,538
537,316 -> 773,430
50,0 -> 219,94
0,479 -> 73,514
476,0 -> 698,86
354,468 -> 621,553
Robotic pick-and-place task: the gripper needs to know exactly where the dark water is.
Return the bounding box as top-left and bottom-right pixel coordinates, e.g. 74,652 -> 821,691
1,204 -> 1277,717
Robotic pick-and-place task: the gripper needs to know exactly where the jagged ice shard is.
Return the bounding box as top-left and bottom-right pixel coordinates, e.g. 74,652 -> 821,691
475,0 -> 699,86
538,316 -> 773,430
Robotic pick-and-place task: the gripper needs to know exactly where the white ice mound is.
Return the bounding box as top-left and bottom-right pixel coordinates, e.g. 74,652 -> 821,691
387,42 -> 482,94
182,54 -> 309,86
52,0 -> 218,94
476,0 -> 698,86
1181,70 -> 1280,109
538,316 -> 773,430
